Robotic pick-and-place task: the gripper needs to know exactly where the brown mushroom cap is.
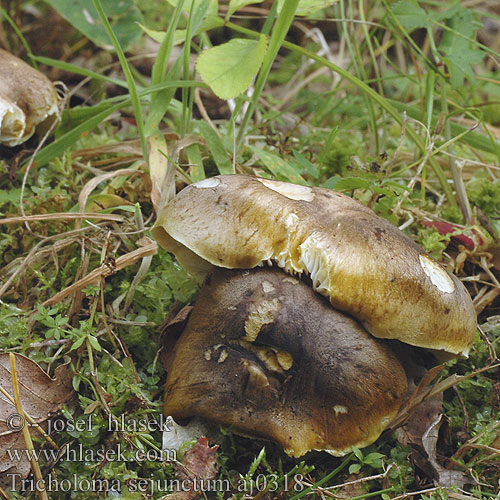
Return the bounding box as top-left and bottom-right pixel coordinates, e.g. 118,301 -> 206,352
0,49 -> 59,146
164,267 -> 408,457
152,175 -> 477,357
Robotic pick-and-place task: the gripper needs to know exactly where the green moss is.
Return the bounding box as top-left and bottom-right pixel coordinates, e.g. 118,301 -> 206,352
467,175 -> 500,216
417,227 -> 450,259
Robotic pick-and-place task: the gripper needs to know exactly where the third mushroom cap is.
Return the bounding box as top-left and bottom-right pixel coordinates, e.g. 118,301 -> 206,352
152,174 -> 477,357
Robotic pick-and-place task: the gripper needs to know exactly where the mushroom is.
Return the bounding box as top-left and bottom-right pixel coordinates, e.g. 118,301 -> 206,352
152,174 -> 477,358
164,267 -> 409,457
0,49 -> 60,147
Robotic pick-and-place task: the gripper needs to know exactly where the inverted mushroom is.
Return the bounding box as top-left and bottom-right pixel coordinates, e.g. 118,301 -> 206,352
0,49 -> 60,147
164,267 -> 408,457
152,174 -> 477,357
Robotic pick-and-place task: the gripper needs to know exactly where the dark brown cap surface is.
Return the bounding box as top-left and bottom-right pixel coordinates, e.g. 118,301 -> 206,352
164,267 -> 408,457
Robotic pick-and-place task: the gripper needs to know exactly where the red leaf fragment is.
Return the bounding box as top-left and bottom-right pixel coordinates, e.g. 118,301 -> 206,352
421,220 -> 483,250
160,437 -> 219,500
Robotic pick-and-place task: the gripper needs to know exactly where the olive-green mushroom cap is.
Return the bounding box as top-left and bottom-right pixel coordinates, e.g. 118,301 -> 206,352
152,175 -> 477,357
164,267 -> 408,457
0,49 -> 59,147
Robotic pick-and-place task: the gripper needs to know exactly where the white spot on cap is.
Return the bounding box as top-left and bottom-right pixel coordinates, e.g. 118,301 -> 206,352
419,254 -> 455,294
262,281 -> 275,293
193,177 -> 221,189
257,178 -> 314,201
333,405 -> 348,415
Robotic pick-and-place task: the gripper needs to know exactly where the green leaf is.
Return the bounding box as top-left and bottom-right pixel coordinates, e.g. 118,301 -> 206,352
438,6 -> 484,88
392,0 -> 432,30
227,0 -> 263,18
351,445 -> 363,461
0,188 -> 21,208
166,0 -> 220,37
88,335 -> 102,352
44,0 -> 144,50
334,177 -> 372,191
72,375 -> 81,392
140,0 -> 221,47
195,120 -> 234,175
277,0 -> 338,16
248,146 -> 307,184
196,36 -> 268,100
292,150 -> 319,179
70,336 -> 86,351
348,463 -> 362,474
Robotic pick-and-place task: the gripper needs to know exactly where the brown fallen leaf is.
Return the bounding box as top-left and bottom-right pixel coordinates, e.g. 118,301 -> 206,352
421,415 -> 469,488
395,388 -> 469,488
0,354 -> 73,488
160,304 -> 194,371
159,437 -> 219,500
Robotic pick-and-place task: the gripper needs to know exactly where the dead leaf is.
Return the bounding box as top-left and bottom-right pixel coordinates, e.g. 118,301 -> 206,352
395,392 -> 469,488
0,353 -> 73,488
159,437 -> 219,500
149,133 -> 172,212
421,415 -> 469,488
78,168 -> 145,214
389,362 -> 500,431
72,133 -> 179,161
396,392 -> 444,448
160,304 -> 194,371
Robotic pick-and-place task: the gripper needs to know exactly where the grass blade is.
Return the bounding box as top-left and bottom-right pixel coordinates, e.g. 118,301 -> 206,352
235,0 -> 300,149
92,0 -> 147,161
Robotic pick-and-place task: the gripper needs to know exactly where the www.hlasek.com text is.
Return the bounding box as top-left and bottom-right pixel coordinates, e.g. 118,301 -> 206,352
7,443 -> 176,464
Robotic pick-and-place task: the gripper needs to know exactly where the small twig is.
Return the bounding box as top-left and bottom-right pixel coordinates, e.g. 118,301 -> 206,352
43,239 -> 157,306
453,386 -> 469,437
453,420 -> 500,461
0,227 -> 94,299
480,255 -> 500,288
27,338 -> 72,348
473,287 -> 500,315
390,487 -> 441,500
479,325 -> 498,362
385,111 -> 407,177
194,87 -> 221,137
0,485 -> 12,500
100,277 -> 118,351
326,464 -> 394,491
0,212 -> 123,225
123,206 -> 153,313
19,82 -> 68,236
